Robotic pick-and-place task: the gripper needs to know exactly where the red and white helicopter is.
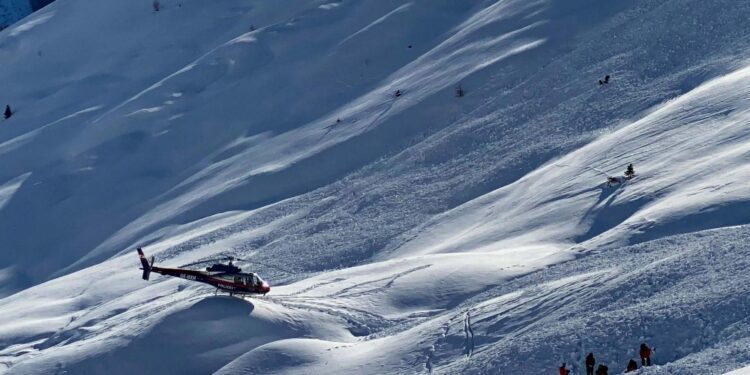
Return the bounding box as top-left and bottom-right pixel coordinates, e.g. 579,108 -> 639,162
137,248 -> 280,296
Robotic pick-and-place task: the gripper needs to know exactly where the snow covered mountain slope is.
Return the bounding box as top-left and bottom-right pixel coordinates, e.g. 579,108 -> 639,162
3,0 -> 750,373
391,62 -> 750,259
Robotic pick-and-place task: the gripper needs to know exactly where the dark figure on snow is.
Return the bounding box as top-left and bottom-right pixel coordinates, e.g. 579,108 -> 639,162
624,163 -> 635,179
4,105 -> 12,120
626,359 -> 638,372
585,352 -> 596,375
395,89 -> 402,97
599,75 -> 610,85
640,343 -> 652,366
456,83 -> 465,97
559,363 -> 570,375
595,364 -> 608,375
606,176 -> 621,187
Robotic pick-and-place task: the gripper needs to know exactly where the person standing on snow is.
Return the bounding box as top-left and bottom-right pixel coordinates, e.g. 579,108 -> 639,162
626,359 -> 638,372
640,343 -> 652,366
4,105 -> 11,120
585,352 -> 596,375
624,163 -> 635,179
559,363 -> 570,375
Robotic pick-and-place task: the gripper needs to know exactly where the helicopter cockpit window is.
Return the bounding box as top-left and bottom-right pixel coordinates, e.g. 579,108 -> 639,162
254,274 -> 265,286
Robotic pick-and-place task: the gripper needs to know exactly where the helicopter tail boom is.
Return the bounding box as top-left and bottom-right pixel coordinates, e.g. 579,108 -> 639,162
137,248 -> 153,280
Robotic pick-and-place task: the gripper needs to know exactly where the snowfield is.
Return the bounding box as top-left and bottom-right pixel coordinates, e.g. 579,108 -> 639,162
3,0 -> 750,373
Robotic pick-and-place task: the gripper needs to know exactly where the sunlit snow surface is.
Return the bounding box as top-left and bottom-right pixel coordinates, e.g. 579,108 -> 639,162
3,0 -> 750,373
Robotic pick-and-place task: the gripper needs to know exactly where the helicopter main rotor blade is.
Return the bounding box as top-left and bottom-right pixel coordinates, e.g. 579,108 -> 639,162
177,254 -> 293,274
233,258 -> 295,274
177,257 -> 232,268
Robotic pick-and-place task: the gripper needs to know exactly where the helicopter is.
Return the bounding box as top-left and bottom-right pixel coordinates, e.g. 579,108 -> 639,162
137,248 -> 272,296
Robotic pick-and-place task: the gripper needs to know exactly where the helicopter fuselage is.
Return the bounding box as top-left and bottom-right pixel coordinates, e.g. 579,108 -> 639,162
152,266 -> 271,295
137,248 -> 270,295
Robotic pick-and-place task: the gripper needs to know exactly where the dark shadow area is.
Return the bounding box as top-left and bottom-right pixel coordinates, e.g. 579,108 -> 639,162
30,0 -> 55,12
630,200 -> 750,245
574,184 -> 650,243
57,296 -> 300,375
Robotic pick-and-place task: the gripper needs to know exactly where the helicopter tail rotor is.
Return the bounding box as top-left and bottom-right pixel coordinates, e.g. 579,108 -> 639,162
137,248 -> 153,281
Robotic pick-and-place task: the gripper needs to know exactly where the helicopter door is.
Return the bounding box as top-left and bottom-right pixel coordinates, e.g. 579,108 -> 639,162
234,276 -> 243,285
244,276 -> 253,286
255,274 -> 265,286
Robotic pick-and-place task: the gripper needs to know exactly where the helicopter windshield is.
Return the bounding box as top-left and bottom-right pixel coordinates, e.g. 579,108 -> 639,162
232,273 -> 263,286
217,273 -> 264,286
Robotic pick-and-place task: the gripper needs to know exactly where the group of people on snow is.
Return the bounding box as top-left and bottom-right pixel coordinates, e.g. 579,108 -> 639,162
559,343 -> 652,374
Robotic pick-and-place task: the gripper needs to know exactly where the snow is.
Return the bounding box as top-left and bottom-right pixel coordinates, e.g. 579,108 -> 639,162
3,0 -> 750,373
0,0 -> 31,29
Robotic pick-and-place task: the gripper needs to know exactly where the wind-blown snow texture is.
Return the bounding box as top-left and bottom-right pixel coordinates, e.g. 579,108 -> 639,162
0,0 -> 31,28
2,0 -> 750,373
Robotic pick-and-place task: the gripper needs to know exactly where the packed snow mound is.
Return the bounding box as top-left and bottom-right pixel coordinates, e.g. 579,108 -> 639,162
6,295 -> 352,374
3,0 -> 750,374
